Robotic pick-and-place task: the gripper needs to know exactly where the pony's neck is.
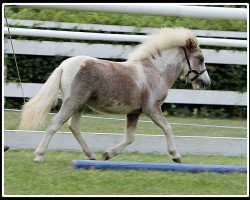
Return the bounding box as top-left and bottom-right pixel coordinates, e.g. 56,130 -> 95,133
147,47 -> 184,88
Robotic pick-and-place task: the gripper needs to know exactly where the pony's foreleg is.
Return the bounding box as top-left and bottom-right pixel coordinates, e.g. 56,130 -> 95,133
68,111 -> 97,160
147,107 -> 181,163
102,113 -> 140,160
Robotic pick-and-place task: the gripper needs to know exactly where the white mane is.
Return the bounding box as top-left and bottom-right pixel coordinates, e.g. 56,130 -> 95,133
128,27 -> 198,61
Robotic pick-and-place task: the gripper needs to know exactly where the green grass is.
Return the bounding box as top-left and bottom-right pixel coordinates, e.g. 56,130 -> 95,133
4,110 -> 247,138
4,111 -> 248,195
4,150 -> 247,196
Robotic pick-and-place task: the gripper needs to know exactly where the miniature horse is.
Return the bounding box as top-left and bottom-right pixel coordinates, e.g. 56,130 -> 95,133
20,27 -> 211,163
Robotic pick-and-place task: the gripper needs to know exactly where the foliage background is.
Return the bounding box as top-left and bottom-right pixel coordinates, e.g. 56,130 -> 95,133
4,6 -> 247,118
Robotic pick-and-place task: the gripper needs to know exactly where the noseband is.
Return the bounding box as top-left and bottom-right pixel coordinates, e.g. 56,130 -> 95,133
182,47 -> 206,83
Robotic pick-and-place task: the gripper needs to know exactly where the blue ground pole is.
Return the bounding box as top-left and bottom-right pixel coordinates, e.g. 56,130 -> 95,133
72,160 -> 247,173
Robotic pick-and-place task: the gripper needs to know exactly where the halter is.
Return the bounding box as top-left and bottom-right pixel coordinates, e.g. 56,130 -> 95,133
182,47 -> 206,83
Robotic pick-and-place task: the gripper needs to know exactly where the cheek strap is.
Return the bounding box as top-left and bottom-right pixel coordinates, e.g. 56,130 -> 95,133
182,47 -> 206,83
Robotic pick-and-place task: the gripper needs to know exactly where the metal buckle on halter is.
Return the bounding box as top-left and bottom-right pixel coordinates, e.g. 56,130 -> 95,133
181,47 -> 206,84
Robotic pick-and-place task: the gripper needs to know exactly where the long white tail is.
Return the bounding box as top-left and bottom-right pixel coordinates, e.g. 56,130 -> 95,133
19,67 -> 63,130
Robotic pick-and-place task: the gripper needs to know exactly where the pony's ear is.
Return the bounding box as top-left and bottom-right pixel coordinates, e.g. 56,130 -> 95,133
186,38 -> 198,51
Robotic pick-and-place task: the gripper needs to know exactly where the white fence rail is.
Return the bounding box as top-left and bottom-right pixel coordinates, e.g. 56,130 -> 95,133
4,83 -> 247,106
4,39 -> 247,65
19,4 -> 248,20
5,19 -> 247,39
4,27 -> 248,48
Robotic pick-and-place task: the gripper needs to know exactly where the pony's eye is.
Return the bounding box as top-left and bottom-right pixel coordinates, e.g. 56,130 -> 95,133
196,56 -> 204,63
199,56 -> 204,63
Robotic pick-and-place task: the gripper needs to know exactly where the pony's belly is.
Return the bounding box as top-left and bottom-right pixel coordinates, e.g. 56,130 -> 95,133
88,101 -> 134,114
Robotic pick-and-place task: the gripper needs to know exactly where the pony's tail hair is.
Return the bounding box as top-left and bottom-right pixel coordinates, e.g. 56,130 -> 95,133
19,66 -> 63,130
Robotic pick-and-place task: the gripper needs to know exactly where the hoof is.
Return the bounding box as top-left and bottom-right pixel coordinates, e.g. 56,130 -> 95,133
34,158 -> 44,162
88,154 -> 97,160
34,154 -> 44,162
173,158 -> 182,164
102,152 -> 110,160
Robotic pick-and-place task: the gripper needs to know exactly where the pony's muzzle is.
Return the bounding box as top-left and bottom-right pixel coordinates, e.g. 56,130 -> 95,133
195,78 -> 211,89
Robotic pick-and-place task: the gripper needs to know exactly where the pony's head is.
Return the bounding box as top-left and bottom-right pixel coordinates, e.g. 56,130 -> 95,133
180,38 -> 211,89
127,27 -> 211,89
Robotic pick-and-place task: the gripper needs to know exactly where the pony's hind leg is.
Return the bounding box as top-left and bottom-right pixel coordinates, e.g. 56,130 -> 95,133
68,111 -> 97,160
102,113 -> 140,160
34,97 -> 85,162
146,106 -> 181,163
34,112 -> 69,162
